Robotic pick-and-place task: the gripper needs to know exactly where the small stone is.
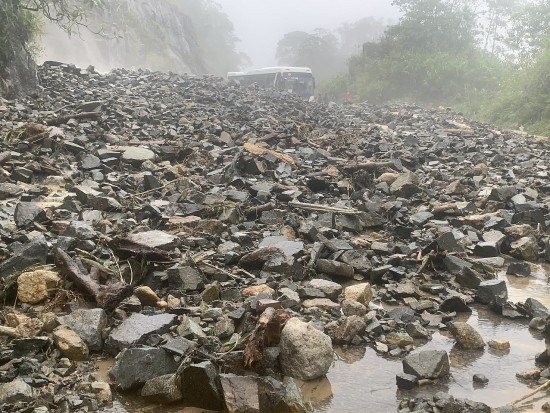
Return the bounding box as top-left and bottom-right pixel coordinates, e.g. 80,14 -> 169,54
53,326 -> 89,360
121,146 -> 156,163
141,374 -> 182,403
341,299 -> 367,317
180,361 -> 223,410
57,308 -> 107,351
333,315 -> 366,344
343,283 -> 373,305
476,280 -> 508,307
488,339 -> 510,350
134,286 -> 161,306
473,374 -> 489,384
14,202 -> 46,228
303,298 -> 340,312
306,279 -> 342,300
17,270 -> 61,304
385,332 -> 414,348
449,322 -> 485,349
507,261 -> 531,277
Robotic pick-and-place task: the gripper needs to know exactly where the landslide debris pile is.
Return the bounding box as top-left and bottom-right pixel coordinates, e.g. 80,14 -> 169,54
0,62 -> 548,412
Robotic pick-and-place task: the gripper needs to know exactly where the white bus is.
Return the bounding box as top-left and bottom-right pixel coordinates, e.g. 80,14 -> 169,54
227,67 -> 315,99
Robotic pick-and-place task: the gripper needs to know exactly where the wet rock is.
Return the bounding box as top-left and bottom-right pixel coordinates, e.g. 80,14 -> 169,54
57,308 -> 107,351
279,318 -> 333,380
343,283 -> 373,305
456,267 -> 484,289
110,347 -> 178,391
405,323 -> 430,339
449,322 -> 485,349
473,373 -> 489,384
17,270 -> 61,304
440,296 -> 472,313
507,261 -> 531,277
403,350 -> 450,379
476,280 -> 508,307
220,374 -> 260,413
141,374 -> 182,403
525,298 -> 550,319
488,339 -> 510,350
180,361 -> 223,410
0,379 -> 34,403
52,325 -> 89,360
396,373 -> 418,390
334,315 -> 366,344
510,236 -> 539,261
105,313 -> 177,355
316,259 -> 354,278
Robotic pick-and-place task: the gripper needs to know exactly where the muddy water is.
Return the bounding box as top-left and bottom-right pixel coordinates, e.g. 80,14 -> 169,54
314,264 -> 550,413
99,263 -> 550,413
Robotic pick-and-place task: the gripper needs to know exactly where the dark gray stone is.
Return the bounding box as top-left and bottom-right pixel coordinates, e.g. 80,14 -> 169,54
0,237 -> 47,279
141,374 -> 182,403
476,280 -> 508,306
180,361 -> 223,410
220,374 -> 260,413
440,296 -> 472,313
105,313 -> 177,355
57,309 -> 107,351
167,266 -> 204,291
110,347 -> 178,391
456,267 -> 484,289
473,374 -> 489,384
507,262 -> 531,277
525,298 -> 550,319
436,232 -> 463,253
14,202 -> 46,228
403,350 -> 450,379
396,373 -> 418,390
339,249 -> 372,272
390,172 -> 421,198
443,255 -> 473,275
81,154 -> 101,170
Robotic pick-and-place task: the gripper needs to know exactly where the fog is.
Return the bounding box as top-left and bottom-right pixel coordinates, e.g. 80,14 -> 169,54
216,0 -> 400,67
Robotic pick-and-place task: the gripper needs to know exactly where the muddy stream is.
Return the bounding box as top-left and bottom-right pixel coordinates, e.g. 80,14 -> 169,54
98,264 -> 550,413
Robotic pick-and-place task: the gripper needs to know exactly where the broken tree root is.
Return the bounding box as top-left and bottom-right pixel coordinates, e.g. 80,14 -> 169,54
244,307 -> 289,367
53,247 -> 132,310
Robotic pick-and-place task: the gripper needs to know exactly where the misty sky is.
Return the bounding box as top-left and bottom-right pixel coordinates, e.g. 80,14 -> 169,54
216,0 -> 399,68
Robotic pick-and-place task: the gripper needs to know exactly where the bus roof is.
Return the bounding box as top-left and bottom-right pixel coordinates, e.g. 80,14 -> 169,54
228,67 -> 313,77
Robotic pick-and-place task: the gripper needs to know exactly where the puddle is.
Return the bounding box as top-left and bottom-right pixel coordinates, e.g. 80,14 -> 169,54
96,262 -> 550,413
313,263 -> 550,413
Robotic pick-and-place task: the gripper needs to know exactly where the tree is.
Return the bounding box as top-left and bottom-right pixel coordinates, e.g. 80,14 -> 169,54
276,29 -> 342,81
0,0 -> 103,96
338,17 -> 388,58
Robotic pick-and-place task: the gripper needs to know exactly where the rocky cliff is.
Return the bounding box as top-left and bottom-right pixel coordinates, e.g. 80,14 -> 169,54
40,0 -> 207,75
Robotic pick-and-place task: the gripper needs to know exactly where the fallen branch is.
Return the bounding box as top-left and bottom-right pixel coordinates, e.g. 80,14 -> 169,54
53,248 -> 132,310
513,380 -> 550,406
343,159 -> 402,172
45,111 -> 102,126
244,202 -> 276,219
289,200 -> 361,215
0,326 -> 21,338
432,203 -> 460,214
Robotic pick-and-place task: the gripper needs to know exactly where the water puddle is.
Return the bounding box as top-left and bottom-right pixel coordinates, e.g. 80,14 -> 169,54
313,263 -> 550,413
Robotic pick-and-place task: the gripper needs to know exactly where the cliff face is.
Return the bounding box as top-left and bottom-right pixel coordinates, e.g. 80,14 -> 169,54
40,0 -> 207,75
0,47 -> 38,99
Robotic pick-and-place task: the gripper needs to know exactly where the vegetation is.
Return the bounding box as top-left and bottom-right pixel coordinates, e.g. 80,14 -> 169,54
285,0 -> 550,135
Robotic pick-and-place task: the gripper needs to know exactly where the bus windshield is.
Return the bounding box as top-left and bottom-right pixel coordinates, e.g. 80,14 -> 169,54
281,72 -> 315,98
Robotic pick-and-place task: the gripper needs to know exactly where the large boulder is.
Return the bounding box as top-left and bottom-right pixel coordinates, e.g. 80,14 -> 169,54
403,350 -> 450,379
0,379 -> 34,404
110,347 -> 178,391
105,313 -> 177,355
476,280 -> 508,307
279,318 -> 333,380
